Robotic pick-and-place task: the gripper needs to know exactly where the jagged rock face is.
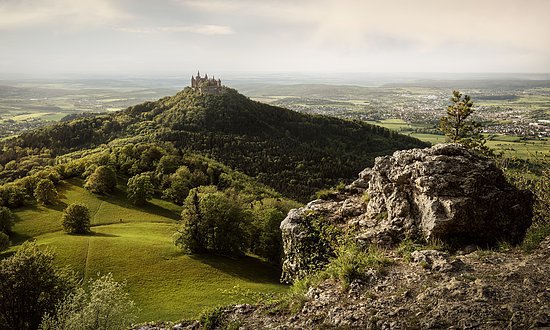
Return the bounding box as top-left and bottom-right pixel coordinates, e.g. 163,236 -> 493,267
361,143 -> 533,245
281,144 -> 533,283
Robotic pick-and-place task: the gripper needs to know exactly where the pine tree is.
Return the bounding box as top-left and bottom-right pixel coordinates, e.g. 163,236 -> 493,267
439,90 -> 491,155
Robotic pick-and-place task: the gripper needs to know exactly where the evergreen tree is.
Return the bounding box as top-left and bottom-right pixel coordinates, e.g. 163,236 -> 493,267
439,90 -> 491,155
175,187 -> 250,256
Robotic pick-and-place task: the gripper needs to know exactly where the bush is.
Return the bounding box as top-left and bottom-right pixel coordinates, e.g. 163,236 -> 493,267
198,306 -> 226,330
325,243 -> 392,289
0,206 -> 14,234
0,241 -> 76,330
0,232 -> 10,252
84,166 -> 117,194
127,173 -> 154,205
40,273 -> 137,330
34,179 -> 58,205
62,203 -> 91,234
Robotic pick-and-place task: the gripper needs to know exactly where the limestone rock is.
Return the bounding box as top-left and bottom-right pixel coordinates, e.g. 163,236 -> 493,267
362,143 -> 532,246
281,144 -> 533,283
411,249 -> 454,272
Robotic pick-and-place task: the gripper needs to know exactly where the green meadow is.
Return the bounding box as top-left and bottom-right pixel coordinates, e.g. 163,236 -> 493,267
6,178 -> 287,323
366,119 -> 550,159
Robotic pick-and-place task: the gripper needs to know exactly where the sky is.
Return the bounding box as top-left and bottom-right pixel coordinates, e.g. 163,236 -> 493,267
0,0 -> 549,77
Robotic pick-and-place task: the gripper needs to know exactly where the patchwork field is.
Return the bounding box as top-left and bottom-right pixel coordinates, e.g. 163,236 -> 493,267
5,178 -> 287,322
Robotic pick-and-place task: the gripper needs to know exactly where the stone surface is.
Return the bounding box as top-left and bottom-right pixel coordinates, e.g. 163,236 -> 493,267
196,237 -> 550,330
281,144 -> 533,283
411,249 -> 454,272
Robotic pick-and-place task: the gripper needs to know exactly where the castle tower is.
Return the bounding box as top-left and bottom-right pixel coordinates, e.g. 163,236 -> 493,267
190,71 -> 222,95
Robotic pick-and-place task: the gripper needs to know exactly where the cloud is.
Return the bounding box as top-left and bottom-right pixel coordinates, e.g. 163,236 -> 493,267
118,24 -> 234,35
0,0 -> 131,29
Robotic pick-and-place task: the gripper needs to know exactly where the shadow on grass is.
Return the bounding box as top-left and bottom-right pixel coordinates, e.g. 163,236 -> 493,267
60,177 -> 180,220
94,186 -> 180,221
67,231 -> 120,238
189,253 -> 282,284
43,200 -> 68,212
9,231 -> 33,245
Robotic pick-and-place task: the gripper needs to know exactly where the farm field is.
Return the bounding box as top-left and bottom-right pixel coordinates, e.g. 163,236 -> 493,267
5,178 -> 286,323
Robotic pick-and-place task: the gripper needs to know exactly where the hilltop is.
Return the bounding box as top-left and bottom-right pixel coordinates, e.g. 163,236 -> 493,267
0,87 -> 428,201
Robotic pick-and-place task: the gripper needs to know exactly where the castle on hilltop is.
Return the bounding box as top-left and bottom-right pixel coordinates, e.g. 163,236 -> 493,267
191,71 -> 222,95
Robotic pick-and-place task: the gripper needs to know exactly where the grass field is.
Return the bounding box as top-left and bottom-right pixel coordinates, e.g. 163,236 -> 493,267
365,118 -> 550,159
5,178 -> 287,323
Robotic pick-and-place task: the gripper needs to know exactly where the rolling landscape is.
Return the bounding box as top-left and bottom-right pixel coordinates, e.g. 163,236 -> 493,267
1,0 -> 549,329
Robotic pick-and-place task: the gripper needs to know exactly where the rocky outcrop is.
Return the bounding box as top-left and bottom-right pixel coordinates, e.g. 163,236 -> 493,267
212,237 -> 550,330
281,144 -> 533,283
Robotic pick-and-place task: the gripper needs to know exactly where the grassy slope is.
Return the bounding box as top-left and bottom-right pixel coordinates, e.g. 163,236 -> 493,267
7,178 -> 286,322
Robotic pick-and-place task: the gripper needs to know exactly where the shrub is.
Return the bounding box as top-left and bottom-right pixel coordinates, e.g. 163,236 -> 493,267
40,273 -> 137,330
325,243 -> 392,289
62,203 -> 91,234
84,166 -> 116,194
0,241 -> 76,330
34,179 -> 58,205
0,206 -> 14,234
198,306 -> 226,330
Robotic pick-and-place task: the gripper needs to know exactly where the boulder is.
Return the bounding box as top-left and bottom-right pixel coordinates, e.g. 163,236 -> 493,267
281,144 -> 533,283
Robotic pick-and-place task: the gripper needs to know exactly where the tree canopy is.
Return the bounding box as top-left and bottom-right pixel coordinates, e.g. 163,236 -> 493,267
0,241 -> 76,330
62,203 -> 91,234
34,179 -> 58,205
84,166 -> 117,194
127,173 -> 154,205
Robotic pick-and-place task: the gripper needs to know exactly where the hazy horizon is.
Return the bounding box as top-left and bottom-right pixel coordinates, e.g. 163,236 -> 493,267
1,0 -> 549,77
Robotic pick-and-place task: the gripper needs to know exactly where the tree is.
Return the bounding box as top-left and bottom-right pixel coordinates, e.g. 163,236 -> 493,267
34,179 -> 58,205
0,241 -> 76,330
62,203 -> 91,234
250,207 -> 286,264
0,206 -> 14,234
163,166 -> 193,205
0,232 -> 9,252
127,173 -> 154,205
175,187 -> 250,256
84,166 -> 117,194
439,90 -> 490,154
40,273 -> 137,330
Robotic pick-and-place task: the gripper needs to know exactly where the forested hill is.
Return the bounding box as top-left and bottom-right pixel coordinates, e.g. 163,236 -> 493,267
130,88 -> 428,200
0,87 -> 428,201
